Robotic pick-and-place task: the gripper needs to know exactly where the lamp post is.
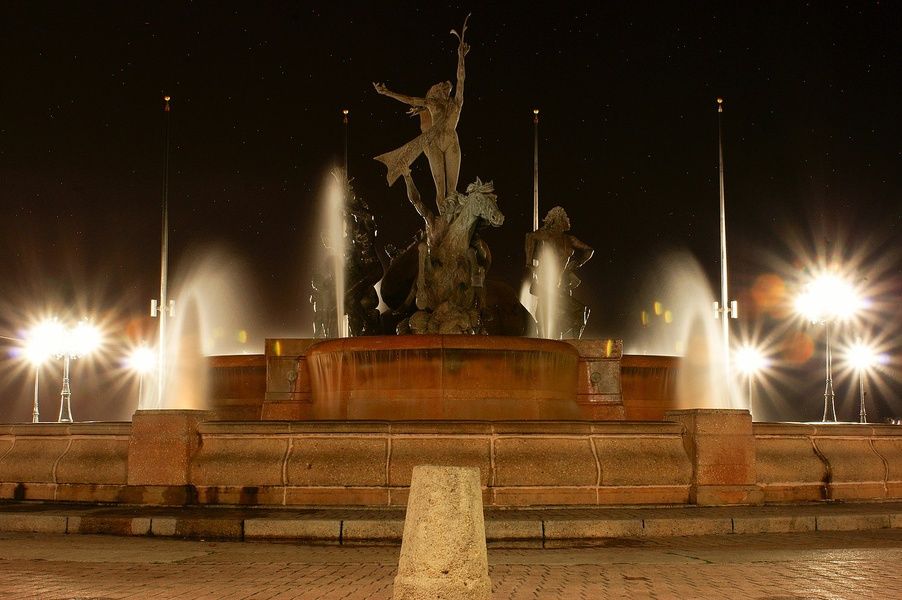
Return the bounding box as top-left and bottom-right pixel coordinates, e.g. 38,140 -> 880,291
794,273 -> 860,422
24,319 -> 60,423
53,320 -> 102,423
845,342 -> 881,424
734,345 -> 769,417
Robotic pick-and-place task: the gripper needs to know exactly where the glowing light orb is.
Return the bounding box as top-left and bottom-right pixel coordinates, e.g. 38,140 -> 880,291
794,272 -> 860,323
126,345 -> 156,374
734,345 -> 769,375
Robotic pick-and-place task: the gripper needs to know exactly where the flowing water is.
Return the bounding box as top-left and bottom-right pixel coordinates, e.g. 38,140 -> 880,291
626,251 -> 741,409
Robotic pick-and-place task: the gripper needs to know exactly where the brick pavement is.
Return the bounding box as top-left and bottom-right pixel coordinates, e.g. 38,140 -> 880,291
1,529 -> 901,599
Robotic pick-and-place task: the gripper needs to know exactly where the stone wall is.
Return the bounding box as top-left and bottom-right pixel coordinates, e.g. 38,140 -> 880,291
2,413 -> 902,508
0,422 -> 130,502
189,420 -> 690,507
755,422 -> 902,503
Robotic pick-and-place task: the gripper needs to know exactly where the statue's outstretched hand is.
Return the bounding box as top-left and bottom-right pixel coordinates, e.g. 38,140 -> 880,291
373,82 -> 388,94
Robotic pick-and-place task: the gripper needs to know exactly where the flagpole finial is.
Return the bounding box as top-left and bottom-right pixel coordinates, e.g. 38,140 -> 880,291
163,95 -> 171,112
716,97 -> 723,113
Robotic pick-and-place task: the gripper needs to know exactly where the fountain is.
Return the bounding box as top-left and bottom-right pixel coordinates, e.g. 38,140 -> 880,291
3,16 -> 901,516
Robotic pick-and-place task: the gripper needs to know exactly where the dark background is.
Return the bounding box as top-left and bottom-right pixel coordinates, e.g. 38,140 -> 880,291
1,2 -> 899,422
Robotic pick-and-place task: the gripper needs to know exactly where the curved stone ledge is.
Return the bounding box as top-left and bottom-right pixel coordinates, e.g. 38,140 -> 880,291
593,436 -> 691,487
754,436 -> 826,502
0,436 -> 70,483
56,437 -> 129,485
191,436 -> 288,486
285,436 -> 387,487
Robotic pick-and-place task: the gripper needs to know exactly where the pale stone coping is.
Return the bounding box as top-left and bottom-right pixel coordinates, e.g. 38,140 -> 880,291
755,422 -> 902,438
196,420 -> 683,436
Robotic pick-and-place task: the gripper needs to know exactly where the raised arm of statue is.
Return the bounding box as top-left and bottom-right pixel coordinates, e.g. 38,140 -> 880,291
372,82 -> 426,108
450,14 -> 470,104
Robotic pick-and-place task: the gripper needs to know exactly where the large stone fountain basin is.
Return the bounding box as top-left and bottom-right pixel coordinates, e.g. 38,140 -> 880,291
305,335 -> 581,420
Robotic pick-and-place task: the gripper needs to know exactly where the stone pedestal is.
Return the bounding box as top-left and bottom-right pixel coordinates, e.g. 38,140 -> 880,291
666,409 -> 763,506
567,339 -> 625,420
261,338 -> 317,420
128,410 -> 209,486
393,465 -> 491,600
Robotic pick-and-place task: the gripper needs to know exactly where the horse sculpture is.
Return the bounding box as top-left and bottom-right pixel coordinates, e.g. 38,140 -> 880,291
400,177 -> 504,334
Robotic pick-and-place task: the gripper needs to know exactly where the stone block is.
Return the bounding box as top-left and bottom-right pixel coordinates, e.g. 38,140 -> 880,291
814,437 -> 886,500
484,519 -> 542,541
0,513 -> 68,533
389,438 -> 491,487
284,486 -> 390,506
55,484 -> 126,503
342,519 -> 404,543
190,436 -> 287,486
151,517 -> 177,536
566,339 -> 623,359
544,519 -> 643,539
755,436 -> 826,488
596,485 -> 690,505
56,437 -> 129,484
72,516 -> 151,536
172,518 -> 243,540
873,437 -> 902,493
0,436 -> 69,482
260,400 -> 308,420
194,485 -> 286,506
593,436 -> 691,486
692,484 -> 764,506
493,437 -> 597,487
575,360 -> 622,395
666,409 -> 760,505
491,487 -> 597,506
244,518 -> 340,540
393,465 -> 491,600
576,403 -> 625,420
642,517 -> 732,537
816,513 -> 891,531
732,515 -> 816,534
286,437 -> 387,486
128,410 -> 209,486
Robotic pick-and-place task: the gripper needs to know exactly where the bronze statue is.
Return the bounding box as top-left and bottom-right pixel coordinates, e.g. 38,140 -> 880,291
373,15 -> 470,206
525,207 -> 594,339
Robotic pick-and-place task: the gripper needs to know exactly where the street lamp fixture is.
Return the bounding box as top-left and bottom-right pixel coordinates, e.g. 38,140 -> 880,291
794,272 -> 860,422
24,319 -> 62,423
845,341 -> 884,424
53,320 -> 102,423
125,344 -> 156,407
734,345 -> 769,416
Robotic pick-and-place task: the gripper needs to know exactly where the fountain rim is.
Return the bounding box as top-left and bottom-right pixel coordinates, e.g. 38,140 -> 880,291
305,334 -> 581,357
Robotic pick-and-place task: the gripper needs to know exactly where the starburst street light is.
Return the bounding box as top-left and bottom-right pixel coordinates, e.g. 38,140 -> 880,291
24,319 -> 64,423
734,345 -> 770,417
794,272 -> 861,422
53,320 -> 102,423
125,344 -> 156,407
844,341 -> 886,424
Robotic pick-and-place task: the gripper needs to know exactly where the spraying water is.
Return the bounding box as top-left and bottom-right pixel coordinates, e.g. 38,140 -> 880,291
141,248 -> 256,410
535,244 -> 561,339
315,170 -> 348,338
626,251 -> 741,410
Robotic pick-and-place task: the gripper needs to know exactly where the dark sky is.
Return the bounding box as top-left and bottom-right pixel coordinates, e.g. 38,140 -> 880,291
1,2 -> 900,422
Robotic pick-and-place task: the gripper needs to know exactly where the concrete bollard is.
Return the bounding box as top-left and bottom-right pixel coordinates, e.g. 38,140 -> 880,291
392,465 -> 492,600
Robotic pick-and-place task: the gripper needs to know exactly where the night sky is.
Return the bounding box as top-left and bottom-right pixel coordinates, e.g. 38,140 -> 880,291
1,2 -> 900,422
